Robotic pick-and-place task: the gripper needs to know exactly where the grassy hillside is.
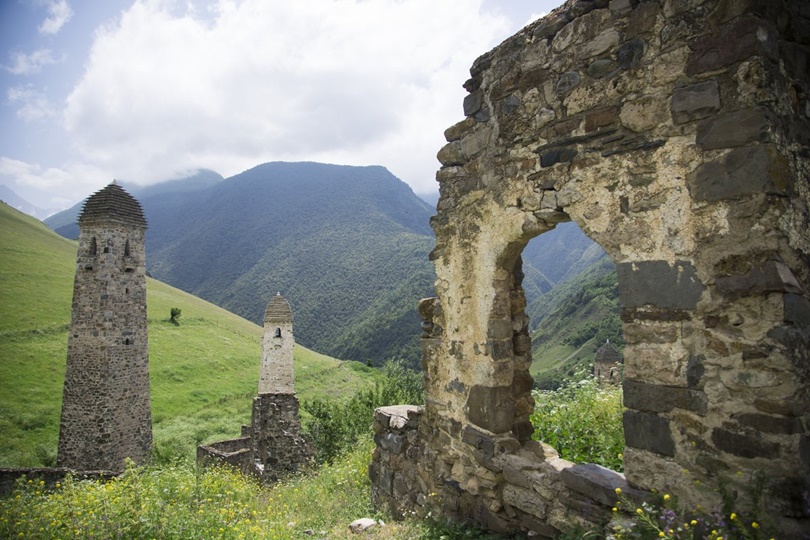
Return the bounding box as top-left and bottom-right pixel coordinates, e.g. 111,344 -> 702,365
0,202 -> 377,467
529,256 -> 623,389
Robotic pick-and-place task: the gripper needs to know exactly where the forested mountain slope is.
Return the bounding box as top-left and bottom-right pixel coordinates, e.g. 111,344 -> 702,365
47,162 -> 436,366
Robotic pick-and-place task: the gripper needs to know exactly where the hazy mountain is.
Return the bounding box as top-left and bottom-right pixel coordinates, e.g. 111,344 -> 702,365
48,162 -> 435,366
46,162 -> 619,371
47,169 -> 225,240
0,185 -> 60,220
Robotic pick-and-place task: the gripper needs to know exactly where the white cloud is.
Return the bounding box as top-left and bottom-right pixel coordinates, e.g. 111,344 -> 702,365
5,48 -> 59,75
0,156 -> 109,208
526,11 -> 549,26
38,0 -> 74,35
64,0 -> 510,193
7,84 -> 55,121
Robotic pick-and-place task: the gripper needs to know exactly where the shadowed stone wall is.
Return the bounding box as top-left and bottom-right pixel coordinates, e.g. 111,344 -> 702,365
372,0 -> 809,537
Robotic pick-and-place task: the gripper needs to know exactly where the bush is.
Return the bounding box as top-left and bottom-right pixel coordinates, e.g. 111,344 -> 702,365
530,374 -> 624,471
302,360 -> 423,464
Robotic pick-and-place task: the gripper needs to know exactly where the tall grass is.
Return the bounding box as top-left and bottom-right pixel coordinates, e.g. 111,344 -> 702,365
530,375 -> 624,471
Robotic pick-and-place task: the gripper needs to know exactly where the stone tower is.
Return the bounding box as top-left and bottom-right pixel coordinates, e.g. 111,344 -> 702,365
259,293 -> 295,394
593,340 -> 622,383
57,181 -> 152,471
250,293 -> 310,480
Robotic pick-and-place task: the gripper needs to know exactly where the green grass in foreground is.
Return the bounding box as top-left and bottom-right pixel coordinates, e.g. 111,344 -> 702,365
0,439 -> 507,540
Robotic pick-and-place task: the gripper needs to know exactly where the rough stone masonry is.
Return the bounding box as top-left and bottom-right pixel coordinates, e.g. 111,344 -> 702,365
371,0 -> 810,537
58,182 -> 152,472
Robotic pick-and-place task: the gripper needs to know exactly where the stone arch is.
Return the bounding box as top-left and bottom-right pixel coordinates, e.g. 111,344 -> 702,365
373,0 -> 809,536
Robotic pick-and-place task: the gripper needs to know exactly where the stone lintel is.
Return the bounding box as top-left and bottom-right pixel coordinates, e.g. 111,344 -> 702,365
617,260 -> 705,310
623,380 -> 708,416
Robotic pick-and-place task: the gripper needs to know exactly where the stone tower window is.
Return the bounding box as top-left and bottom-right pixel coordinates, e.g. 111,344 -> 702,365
274,327 -> 282,338
124,239 -> 131,257
89,237 -> 97,256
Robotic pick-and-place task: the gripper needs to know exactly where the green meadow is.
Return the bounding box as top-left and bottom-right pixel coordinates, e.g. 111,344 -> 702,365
0,202 -> 378,467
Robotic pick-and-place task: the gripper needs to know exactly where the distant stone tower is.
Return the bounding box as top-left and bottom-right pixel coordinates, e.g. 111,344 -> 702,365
250,293 -> 310,480
259,293 -> 295,394
593,340 -> 622,383
57,181 -> 152,471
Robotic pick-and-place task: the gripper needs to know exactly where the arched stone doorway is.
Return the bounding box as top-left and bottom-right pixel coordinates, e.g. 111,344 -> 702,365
372,0 -> 809,536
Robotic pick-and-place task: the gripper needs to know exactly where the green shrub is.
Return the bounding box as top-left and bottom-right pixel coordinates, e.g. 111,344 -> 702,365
530,375 -> 624,471
302,360 -> 423,464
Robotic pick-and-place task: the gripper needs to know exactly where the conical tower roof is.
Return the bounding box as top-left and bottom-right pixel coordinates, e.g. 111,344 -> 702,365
264,293 -> 292,324
594,340 -> 622,364
78,181 -> 147,228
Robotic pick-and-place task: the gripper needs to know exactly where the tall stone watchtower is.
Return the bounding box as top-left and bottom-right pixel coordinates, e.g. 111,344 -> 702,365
259,293 -> 295,394
57,181 -> 152,471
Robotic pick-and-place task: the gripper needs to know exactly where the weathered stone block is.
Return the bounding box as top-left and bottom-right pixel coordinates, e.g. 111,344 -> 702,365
670,80 -> 720,124
560,463 -> 627,507
623,380 -> 708,416
587,58 -> 616,78
617,260 -> 705,310
585,106 -> 619,132
626,3 -> 659,38
464,90 -> 484,117
623,411 -> 675,457
784,293 -> 810,326
444,117 -> 476,142
437,141 -> 466,167
686,16 -> 774,76
734,413 -> 803,435
618,38 -> 645,70
539,147 -> 578,167
687,145 -> 790,201
555,71 -> 581,96
695,107 -> 771,150
622,322 -> 678,344
715,261 -> 803,299
711,427 -> 780,459
503,483 -> 548,518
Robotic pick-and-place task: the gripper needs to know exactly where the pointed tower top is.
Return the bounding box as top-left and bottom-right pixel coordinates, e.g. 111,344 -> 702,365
78,182 -> 147,228
264,293 -> 292,324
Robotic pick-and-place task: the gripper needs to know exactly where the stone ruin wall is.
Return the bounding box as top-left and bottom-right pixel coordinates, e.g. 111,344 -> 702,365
372,0 -> 810,537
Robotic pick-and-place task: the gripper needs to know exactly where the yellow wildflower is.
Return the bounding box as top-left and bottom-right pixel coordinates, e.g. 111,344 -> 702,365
752,522 -> 760,529
615,487 -> 622,494
663,494 -> 670,501
659,533 -> 665,538
730,513 -> 737,520
636,508 -> 643,515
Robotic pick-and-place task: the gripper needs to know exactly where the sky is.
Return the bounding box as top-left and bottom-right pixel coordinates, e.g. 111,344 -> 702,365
1,0 -> 565,212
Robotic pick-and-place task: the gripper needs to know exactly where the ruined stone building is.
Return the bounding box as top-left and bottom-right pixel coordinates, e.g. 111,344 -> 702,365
371,0 -> 810,537
57,182 -> 152,471
198,293 -> 311,481
593,340 -> 622,382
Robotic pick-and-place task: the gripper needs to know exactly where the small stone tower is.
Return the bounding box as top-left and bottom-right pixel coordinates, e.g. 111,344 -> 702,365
593,340 -> 622,383
250,293 -> 310,480
259,293 -> 295,394
57,181 -> 152,471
